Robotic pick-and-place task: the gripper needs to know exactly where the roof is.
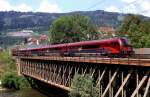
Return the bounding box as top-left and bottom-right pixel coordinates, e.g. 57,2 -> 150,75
98,27 -> 115,34
40,35 -> 48,40
7,30 -> 33,37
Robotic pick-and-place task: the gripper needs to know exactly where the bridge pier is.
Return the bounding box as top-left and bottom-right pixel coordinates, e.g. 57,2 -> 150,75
16,58 -> 21,75
16,56 -> 150,97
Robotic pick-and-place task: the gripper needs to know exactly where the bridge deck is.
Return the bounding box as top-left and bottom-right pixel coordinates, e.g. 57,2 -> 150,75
20,56 -> 150,67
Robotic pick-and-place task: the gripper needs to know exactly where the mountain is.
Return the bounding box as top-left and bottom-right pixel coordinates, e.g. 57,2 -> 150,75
0,10 -> 149,33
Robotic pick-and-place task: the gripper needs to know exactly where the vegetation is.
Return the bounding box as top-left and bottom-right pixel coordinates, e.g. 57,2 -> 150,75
0,36 -> 26,48
0,50 -> 16,74
117,14 -> 150,48
69,73 -> 100,97
0,50 -> 30,90
1,73 -> 29,90
49,14 -> 99,44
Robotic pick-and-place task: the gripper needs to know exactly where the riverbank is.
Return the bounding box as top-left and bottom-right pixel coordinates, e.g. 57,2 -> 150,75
0,79 -> 6,91
0,88 -> 47,97
0,79 -> 17,91
0,86 -> 7,91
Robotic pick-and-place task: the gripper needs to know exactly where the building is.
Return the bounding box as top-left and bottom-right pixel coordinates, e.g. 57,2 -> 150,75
98,27 -> 116,37
27,35 -> 48,45
0,47 -> 3,52
7,30 -> 33,37
27,37 -> 38,45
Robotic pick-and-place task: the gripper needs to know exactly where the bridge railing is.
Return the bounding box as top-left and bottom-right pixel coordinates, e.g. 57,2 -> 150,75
16,53 -> 150,67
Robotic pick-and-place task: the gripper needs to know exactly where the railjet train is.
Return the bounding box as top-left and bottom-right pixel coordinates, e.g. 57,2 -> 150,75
12,37 -> 133,57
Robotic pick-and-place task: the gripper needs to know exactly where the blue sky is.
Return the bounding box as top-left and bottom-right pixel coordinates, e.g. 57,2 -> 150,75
0,0 -> 150,16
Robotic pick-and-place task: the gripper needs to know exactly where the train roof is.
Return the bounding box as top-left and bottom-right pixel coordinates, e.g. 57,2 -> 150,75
20,43 -> 67,51
67,37 -> 120,47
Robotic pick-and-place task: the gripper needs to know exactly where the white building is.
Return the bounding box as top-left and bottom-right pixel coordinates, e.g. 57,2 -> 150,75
7,30 -> 33,37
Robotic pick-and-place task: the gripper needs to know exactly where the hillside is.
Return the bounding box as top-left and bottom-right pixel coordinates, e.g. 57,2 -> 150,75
0,10 -> 149,33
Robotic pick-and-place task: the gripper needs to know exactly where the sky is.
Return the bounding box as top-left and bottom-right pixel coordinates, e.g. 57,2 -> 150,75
0,0 -> 150,16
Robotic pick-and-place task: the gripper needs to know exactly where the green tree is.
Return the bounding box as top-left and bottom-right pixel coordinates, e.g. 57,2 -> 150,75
69,73 -> 100,97
49,14 -> 98,44
117,14 -> 141,36
117,14 -> 150,48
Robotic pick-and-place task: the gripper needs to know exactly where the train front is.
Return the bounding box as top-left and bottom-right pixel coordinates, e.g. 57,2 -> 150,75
119,37 -> 134,55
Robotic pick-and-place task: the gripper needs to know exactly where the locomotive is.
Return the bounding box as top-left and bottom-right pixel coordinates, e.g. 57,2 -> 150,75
12,37 -> 133,57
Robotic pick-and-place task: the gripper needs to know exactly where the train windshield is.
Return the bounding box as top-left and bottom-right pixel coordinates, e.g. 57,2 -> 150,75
121,38 -> 131,46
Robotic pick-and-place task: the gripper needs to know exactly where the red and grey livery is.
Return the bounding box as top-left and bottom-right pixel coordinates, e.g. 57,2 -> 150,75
12,37 -> 133,57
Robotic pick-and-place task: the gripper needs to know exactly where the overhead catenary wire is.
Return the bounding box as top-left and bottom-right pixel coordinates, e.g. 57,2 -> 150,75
86,0 -> 138,12
118,0 -> 150,16
85,0 -> 149,15
85,0 -> 107,10
118,0 -> 140,13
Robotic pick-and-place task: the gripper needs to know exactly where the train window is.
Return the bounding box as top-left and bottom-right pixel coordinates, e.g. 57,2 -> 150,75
82,45 -> 100,49
112,42 -> 119,47
100,43 -> 105,47
121,38 -> 129,46
69,46 -> 80,49
50,48 -> 61,50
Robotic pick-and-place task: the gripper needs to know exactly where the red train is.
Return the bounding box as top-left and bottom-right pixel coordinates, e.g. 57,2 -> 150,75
12,37 -> 133,57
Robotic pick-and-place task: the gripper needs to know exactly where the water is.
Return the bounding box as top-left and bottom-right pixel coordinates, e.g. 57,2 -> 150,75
0,88 -> 48,97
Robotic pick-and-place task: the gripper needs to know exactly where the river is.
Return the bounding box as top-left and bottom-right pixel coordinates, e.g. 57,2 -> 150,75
0,88 -> 48,97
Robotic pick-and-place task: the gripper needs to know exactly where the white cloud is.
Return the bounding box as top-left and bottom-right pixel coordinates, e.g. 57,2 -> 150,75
37,1 -> 62,13
14,3 -> 33,12
104,0 -> 150,17
0,0 -> 12,11
140,0 -> 150,10
0,0 -> 62,13
121,0 -> 137,4
137,0 -> 150,16
123,4 -> 138,14
105,5 -> 120,12
0,0 -> 32,12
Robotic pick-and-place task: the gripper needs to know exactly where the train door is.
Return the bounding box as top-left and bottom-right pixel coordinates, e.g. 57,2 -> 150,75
119,37 -> 133,56
111,41 -> 120,54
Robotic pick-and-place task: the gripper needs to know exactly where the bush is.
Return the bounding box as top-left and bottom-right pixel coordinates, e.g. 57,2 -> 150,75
1,73 -> 29,90
69,73 -> 100,97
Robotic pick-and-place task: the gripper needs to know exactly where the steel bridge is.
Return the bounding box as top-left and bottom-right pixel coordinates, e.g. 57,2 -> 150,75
15,55 -> 150,97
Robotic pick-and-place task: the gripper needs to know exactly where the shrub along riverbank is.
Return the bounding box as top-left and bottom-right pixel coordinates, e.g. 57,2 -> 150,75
69,73 -> 100,97
0,50 -> 29,90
